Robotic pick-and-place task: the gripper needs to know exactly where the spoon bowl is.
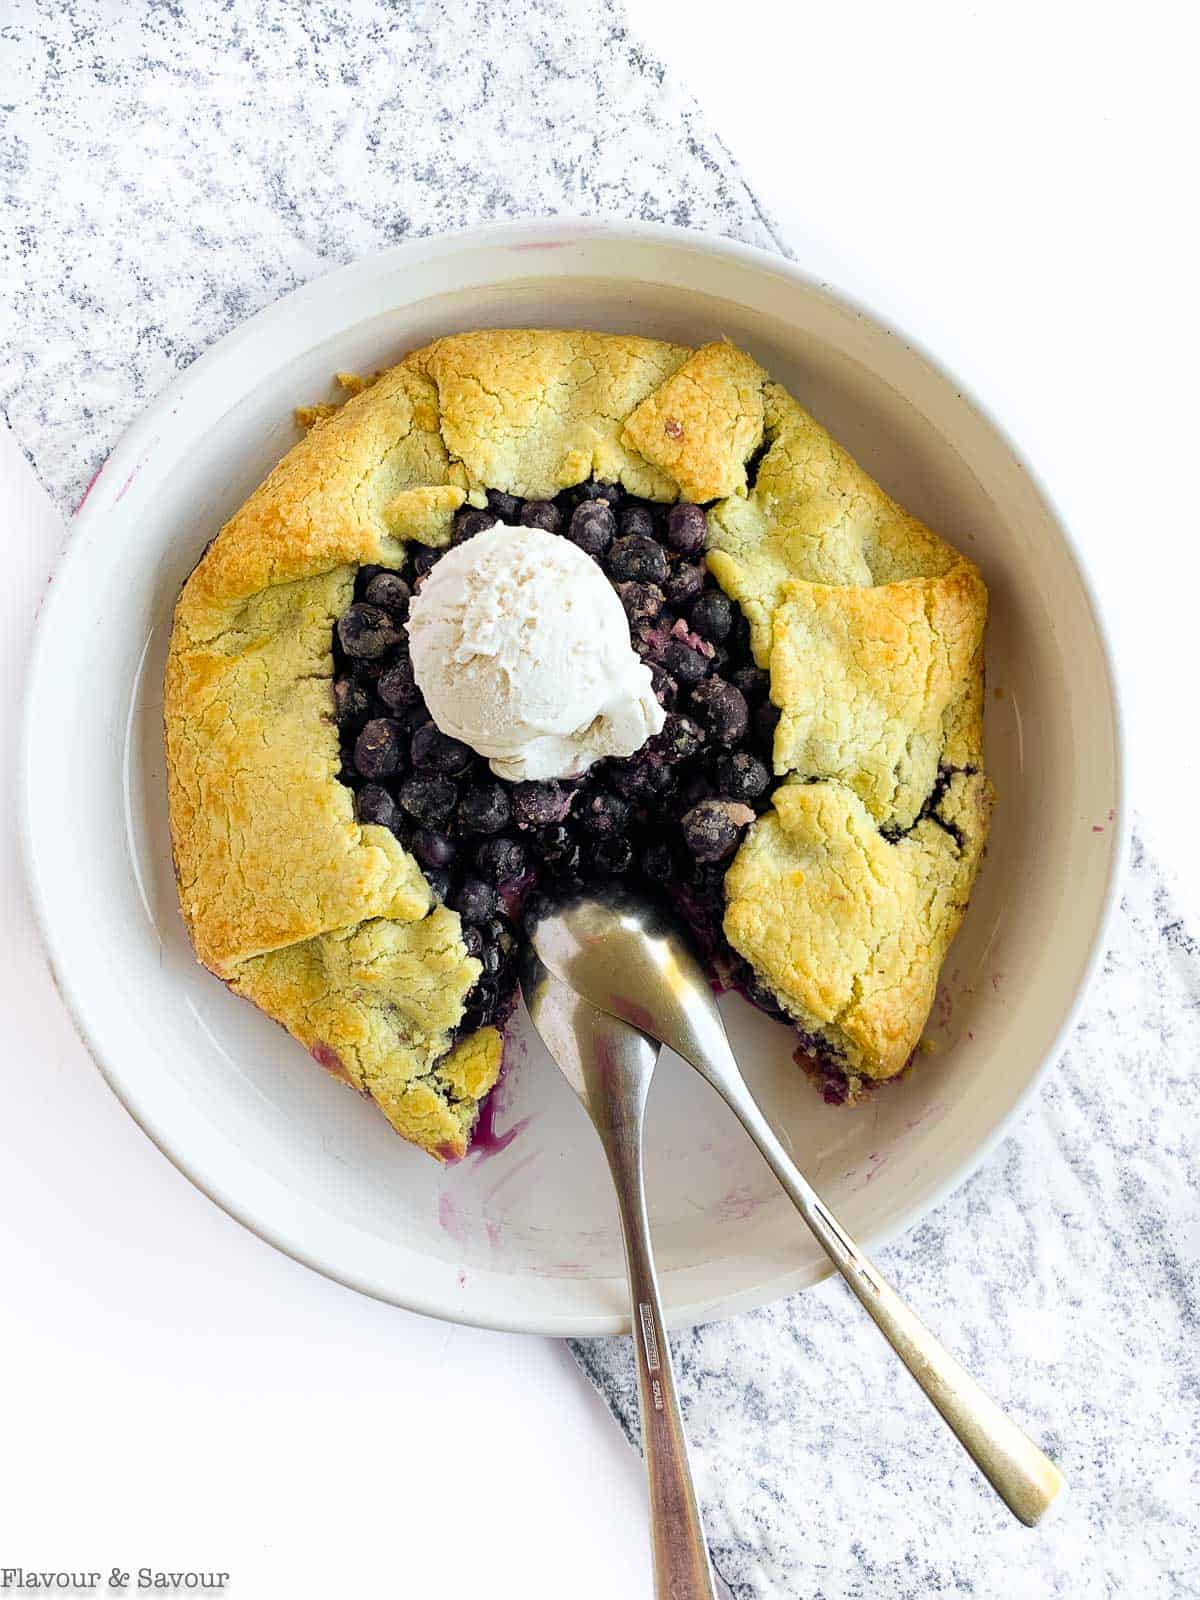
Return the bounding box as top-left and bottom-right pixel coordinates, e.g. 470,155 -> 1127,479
525,880 -> 741,1075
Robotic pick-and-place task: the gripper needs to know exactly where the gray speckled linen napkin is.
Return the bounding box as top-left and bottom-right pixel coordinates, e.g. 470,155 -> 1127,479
0,0 -> 782,514
3,5 -> 1196,1596
573,830 -> 1200,1597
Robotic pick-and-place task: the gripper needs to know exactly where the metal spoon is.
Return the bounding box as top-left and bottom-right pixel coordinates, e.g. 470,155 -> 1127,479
521,952 -> 717,1599
526,883 -> 1066,1528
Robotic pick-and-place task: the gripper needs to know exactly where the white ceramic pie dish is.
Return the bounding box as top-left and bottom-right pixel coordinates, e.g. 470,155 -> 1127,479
20,219 -> 1126,1336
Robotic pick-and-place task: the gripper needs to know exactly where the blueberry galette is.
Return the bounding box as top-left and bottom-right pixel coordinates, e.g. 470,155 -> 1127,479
165,330 -> 993,1160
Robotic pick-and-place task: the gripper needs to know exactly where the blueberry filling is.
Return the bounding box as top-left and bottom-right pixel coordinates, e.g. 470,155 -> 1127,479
329,483 -> 827,1078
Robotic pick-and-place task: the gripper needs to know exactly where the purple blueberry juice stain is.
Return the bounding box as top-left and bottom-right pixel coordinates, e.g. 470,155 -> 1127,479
73,462 -> 105,516
470,1100 -> 534,1161
310,1040 -> 353,1085
711,1184 -> 766,1223
904,1103 -> 941,1133
931,982 -> 953,1030
437,1191 -> 470,1245
483,1150 -> 540,1206
469,1033 -> 536,1162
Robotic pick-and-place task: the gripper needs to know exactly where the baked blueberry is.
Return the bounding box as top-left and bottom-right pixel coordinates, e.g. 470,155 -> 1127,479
608,534 -> 669,585
397,772 -> 458,827
412,827 -> 457,869
612,758 -> 676,803
618,505 -> 656,540
333,675 -> 372,729
592,835 -> 634,875
616,581 -> 665,629
337,603 -> 403,661
475,836 -> 527,882
363,571 -> 412,614
519,500 -> 562,534
664,502 -> 707,555
567,501 -> 616,558
486,488 -> 522,520
411,721 -> 473,775
452,507 -> 498,545
355,783 -> 399,830
690,678 -> 749,745
354,717 -> 404,779
681,798 -> 755,863
650,713 -> 706,764
423,867 -> 452,902
410,544 -> 441,576
452,877 -> 497,924
458,782 -> 512,834
511,780 -> 572,829
663,562 -> 705,606
661,636 -> 709,685
376,656 -> 422,713
579,790 -> 630,839
688,591 -> 733,642
648,665 -> 679,709
714,750 -> 771,802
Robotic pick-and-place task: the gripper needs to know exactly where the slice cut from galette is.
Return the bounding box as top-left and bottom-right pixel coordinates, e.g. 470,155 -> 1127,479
165,328 -> 993,1160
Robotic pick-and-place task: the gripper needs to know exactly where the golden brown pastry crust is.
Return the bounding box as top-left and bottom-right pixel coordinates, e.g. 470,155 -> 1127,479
621,342 -> 767,502
724,774 -> 994,1081
165,328 -> 992,1153
769,564 -> 987,831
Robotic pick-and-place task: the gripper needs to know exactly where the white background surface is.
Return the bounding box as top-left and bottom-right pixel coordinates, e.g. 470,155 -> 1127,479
3,3 -> 1195,1595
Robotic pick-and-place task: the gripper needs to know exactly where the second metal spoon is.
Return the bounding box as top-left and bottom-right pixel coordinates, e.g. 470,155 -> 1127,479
527,883 -> 1066,1528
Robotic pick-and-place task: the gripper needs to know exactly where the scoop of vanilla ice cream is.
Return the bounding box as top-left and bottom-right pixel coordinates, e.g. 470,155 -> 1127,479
406,523 -> 666,782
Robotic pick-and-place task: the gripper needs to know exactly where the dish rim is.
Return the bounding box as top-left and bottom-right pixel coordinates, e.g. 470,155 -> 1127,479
18,216 -> 1130,1335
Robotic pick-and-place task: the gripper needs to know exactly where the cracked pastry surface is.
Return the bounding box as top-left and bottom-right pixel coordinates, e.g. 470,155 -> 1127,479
165,327 -> 993,1158
724,773 -> 993,1080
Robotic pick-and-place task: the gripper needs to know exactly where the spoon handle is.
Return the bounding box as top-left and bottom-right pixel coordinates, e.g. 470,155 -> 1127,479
715,1072 -> 1065,1526
593,1100 -> 717,1600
